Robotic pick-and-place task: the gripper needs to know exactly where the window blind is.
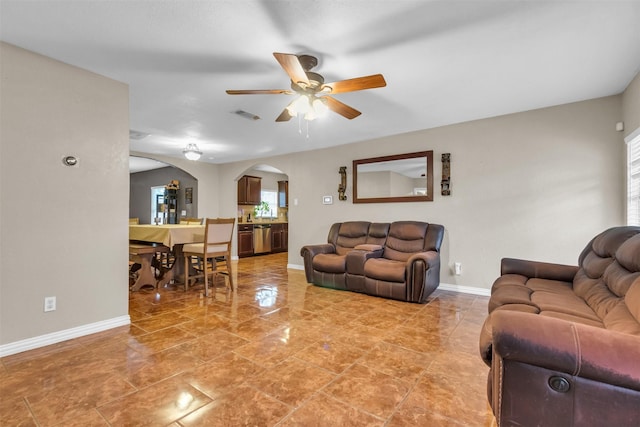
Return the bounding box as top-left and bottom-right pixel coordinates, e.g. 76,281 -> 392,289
627,138 -> 640,225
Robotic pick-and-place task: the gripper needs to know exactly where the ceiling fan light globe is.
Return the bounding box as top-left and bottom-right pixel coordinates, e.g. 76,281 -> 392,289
184,151 -> 201,160
312,97 -> 329,117
183,143 -> 202,161
291,95 -> 311,115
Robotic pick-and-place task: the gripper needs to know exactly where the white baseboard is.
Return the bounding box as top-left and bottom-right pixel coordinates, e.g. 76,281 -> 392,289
438,282 -> 491,296
0,315 -> 131,358
287,263 -> 304,270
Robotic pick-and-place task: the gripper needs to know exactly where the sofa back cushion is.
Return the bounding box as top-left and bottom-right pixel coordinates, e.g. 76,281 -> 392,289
572,226 -> 640,333
332,221 -> 371,255
383,221 -> 430,262
367,223 -> 390,246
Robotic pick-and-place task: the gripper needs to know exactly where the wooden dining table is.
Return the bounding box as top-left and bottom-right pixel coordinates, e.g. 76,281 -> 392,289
129,224 -> 205,290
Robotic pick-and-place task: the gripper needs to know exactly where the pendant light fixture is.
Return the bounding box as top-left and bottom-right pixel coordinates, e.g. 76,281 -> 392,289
183,143 -> 202,161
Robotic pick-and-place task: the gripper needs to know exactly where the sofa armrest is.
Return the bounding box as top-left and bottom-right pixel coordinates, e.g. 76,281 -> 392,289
300,243 -> 336,258
500,257 -> 578,282
300,244 -> 336,282
408,251 -> 440,270
406,251 -> 441,303
492,310 -> 640,391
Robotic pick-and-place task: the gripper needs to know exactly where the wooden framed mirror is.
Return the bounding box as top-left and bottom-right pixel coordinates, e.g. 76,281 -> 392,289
353,151 -> 434,203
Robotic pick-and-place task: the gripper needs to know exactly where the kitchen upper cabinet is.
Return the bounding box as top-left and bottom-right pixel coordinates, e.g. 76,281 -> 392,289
278,180 -> 288,208
238,175 -> 261,205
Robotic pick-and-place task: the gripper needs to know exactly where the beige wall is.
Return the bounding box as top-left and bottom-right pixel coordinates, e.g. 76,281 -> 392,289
216,95 -> 625,291
0,43 -> 130,346
623,71 -> 640,138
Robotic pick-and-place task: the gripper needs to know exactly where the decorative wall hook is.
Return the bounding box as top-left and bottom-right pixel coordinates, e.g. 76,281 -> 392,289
441,153 -> 451,196
338,166 -> 347,201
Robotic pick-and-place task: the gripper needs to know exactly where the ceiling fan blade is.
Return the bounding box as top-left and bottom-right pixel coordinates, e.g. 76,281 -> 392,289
275,107 -> 294,122
226,89 -> 293,95
322,74 -> 386,94
324,96 -> 362,120
273,52 -> 310,87
276,99 -> 296,122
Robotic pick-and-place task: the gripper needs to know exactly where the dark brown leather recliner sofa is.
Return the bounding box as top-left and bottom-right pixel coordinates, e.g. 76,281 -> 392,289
479,226 -> 640,426
300,221 -> 444,303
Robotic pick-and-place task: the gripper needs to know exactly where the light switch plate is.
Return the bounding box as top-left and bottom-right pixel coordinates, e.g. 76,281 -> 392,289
44,296 -> 56,312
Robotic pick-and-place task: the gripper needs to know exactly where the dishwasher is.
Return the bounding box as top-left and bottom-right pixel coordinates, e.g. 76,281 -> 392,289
253,224 -> 272,254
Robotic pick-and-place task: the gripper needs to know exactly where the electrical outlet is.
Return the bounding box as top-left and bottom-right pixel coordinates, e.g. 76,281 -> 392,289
454,262 -> 462,276
44,296 -> 56,312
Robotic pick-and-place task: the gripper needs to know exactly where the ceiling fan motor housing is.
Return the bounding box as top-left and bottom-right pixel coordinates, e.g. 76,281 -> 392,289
292,71 -> 324,92
297,54 -> 318,71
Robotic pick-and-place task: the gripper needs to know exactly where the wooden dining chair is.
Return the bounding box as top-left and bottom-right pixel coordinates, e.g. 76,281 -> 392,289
182,218 -> 235,296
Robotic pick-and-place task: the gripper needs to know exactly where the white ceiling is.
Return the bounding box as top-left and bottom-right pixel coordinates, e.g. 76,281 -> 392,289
2,1 -> 639,165
129,156 -> 170,174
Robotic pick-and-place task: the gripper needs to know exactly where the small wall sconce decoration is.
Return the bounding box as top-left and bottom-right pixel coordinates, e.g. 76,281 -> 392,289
338,166 -> 347,201
62,155 -> 78,167
441,153 -> 451,196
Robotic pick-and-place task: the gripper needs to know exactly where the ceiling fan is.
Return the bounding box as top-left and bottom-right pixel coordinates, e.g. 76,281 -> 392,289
226,52 -> 386,122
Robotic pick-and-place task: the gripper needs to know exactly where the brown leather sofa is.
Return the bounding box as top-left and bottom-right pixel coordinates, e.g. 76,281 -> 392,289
300,221 -> 444,303
479,226 -> 640,426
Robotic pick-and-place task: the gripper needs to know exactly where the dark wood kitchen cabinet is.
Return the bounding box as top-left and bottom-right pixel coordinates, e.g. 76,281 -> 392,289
238,175 -> 261,205
282,223 -> 288,251
271,223 -> 288,253
238,224 -> 254,257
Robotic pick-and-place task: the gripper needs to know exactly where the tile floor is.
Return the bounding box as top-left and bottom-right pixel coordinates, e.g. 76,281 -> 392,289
1,253 -> 496,426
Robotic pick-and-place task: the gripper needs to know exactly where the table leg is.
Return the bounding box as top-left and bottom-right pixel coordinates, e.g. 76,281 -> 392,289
156,244 -> 197,288
130,253 -> 157,291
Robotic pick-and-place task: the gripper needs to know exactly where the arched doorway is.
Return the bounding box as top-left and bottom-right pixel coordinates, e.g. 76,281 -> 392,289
236,164 -> 289,259
129,156 -> 199,224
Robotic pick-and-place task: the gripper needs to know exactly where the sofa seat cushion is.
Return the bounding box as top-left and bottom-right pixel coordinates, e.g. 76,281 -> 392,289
488,284 -> 534,312
490,275 -> 602,325
364,258 -> 405,282
539,310 -> 604,328
532,291 -> 600,322
312,253 -> 347,274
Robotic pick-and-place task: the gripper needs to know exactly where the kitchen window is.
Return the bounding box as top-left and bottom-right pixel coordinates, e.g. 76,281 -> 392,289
627,131 -> 640,225
257,190 -> 278,218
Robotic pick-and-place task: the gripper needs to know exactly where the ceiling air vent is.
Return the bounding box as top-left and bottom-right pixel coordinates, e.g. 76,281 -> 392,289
234,110 -> 261,120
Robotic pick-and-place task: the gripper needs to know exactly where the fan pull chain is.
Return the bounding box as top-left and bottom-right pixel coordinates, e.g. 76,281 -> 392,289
295,115 -> 311,140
